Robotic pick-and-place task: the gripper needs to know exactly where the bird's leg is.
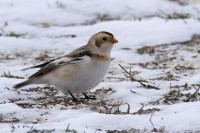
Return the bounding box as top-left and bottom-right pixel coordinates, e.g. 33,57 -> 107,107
82,92 -> 96,100
68,91 -> 78,101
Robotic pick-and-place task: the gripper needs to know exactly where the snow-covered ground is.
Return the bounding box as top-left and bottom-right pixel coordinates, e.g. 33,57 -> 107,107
1,0 -> 200,132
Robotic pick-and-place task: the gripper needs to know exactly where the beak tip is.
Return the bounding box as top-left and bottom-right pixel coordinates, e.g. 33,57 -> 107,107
113,38 -> 118,44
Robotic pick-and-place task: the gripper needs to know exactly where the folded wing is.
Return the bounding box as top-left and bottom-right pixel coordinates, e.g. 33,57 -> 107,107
27,46 -> 92,79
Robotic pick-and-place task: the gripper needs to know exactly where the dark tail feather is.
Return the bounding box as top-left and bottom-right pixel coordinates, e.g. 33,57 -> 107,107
13,80 -> 31,89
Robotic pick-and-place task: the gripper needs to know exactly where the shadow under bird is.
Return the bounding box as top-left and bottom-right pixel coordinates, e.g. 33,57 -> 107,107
13,31 -> 118,101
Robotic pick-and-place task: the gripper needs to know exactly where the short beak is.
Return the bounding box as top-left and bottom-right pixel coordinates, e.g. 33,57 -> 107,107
112,37 -> 118,44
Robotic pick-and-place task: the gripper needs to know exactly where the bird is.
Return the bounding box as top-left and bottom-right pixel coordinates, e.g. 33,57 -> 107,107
13,31 -> 118,101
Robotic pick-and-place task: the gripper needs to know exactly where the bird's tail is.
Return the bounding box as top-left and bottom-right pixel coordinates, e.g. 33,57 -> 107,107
13,80 -> 31,89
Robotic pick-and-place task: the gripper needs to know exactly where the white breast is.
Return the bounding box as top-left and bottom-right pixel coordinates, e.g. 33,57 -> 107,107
68,59 -> 110,93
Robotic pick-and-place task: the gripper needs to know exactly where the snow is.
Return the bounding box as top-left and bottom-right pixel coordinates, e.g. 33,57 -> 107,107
1,0 -> 200,132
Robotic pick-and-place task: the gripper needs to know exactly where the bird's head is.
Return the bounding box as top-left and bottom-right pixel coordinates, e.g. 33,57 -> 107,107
87,31 -> 118,56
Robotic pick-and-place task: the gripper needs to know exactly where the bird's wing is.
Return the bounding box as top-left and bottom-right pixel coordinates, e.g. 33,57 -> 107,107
21,58 -> 60,71
28,46 -> 92,79
28,57 -> 82,79
22,45 -> 90,71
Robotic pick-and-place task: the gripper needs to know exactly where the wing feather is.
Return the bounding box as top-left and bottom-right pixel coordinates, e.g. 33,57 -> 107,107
22,45 -> 92,79
22,45 -> 91,71
28,58 -> 82,79
21,58 -> 59,71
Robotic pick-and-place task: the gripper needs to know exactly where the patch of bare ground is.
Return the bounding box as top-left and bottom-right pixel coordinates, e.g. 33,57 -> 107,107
150,83 -> 200,105
134,34 -> 200,105
136,34 -> 200,80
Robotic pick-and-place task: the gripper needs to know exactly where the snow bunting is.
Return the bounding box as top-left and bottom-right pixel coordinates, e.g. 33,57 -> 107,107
13,31 -> 118,101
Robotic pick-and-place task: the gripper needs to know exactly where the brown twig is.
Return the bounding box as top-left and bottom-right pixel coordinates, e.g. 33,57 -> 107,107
185,86 -> 200,102
150,114 -> 157,132
119,64 -> 160,90
126,103 -> 130,114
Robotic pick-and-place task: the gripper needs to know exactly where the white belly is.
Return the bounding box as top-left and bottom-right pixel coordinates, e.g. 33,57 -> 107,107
70,60 -> 110,93
40,58 -> 110,94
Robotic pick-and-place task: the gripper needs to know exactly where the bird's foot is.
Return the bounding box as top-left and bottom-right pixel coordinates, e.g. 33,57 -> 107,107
68,91 -> 80,102
68,91 -> 96,102
81,92 -> 97,100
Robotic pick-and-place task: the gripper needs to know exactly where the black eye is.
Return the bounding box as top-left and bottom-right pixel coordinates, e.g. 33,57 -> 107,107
78,52 -> 83,57
102,37 -> 107,41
